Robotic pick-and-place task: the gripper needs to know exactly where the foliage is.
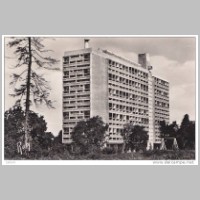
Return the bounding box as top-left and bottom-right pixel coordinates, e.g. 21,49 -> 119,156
159,114 -> 195,150
121,123 -> 133,153
71,116 -> 109,154
54,130 -> 62,144
159,121 -> 178,138
7,37 -> 59,108
102,147 -> 114,154
121,124 -> 149,152
4,104 -> 25,158
159,121 -> 179,149
51,130 -> 70,154
4,105 -> 53,159
4,102 -> 25,138
177,114 -> 195,149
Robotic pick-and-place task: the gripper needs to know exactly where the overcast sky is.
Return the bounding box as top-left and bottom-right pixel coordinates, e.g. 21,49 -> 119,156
4,37 -> 196,136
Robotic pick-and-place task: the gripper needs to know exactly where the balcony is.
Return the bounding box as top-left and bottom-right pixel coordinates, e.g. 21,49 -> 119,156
107,139 -> 124,144
63,107 -> 90,112
69,60 -> 90,66
63,75 -> 90,80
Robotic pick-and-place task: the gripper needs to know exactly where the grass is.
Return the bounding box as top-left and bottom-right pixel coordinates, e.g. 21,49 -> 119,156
71,150 -> 195,160
5,150 -> 195,160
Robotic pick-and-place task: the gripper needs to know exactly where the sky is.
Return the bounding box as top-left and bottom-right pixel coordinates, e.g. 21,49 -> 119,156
4,37 -> 196,136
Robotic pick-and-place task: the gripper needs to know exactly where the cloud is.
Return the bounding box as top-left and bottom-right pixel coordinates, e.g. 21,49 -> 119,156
150,56 -> 196,124
42,37 -> 196,64
90,37 -> 196,63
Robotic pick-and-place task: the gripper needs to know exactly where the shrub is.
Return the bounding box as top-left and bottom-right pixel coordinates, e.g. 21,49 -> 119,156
102,147 -> 114,154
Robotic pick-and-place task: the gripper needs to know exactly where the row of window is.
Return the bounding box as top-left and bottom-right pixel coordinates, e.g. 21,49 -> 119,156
109,89 -> 148,103
109,98 -> 148,110
63,78 -> 90,84
109,83 -> 148,99
64,68 -> 90,77
155,101 -> 169,108
154,96 -> 169,103
154,89 -> 169,97
109,113 -> 149,123
109,103 -> 148,114
108,73 -> 148,91
109,137 -> 123,141
63,99 -> 90,104
63,110 -> 90,117
108,68 -> 148,84
108,60 -> 148,79
64,84 -> 90,93
154,77 -> 169,87
154,115 -> 169,121
63,94 -> 90,99
64,90 -> 90,94
155,107 -> 170,113
63,54 -> 90,64
63,105 -> 90,109
154,83 -> 169,91
63,64 -> 90,70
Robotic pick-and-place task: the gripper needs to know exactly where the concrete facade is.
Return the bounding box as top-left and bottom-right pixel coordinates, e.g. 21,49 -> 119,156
90,53 -> 109,123
62,46 -> 170,148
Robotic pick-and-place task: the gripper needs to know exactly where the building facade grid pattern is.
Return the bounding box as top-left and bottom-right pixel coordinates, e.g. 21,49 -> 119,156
62,47 -> 170,149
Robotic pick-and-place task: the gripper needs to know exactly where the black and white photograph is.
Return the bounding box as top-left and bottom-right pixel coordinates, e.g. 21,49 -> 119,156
2,36 -> 198,165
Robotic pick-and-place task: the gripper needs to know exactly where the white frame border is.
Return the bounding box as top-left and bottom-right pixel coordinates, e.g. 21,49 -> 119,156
2,35 -> 198,165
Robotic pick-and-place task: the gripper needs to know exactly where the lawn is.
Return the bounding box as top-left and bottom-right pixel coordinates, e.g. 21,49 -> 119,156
68,150 -> 195,160
5,150 -> 195,160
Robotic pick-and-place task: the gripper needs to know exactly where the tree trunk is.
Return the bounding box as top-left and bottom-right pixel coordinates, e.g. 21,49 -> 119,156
122,142 -> 125,153
24,37 -> 32,153
25,37 -> 32,113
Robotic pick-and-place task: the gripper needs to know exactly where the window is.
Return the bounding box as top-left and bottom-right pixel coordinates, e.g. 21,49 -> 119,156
64,86 -> 69,93
85,84 -> 90,91
63,57 -> 69,64
63,112 -> 69,119
84,54 -> 90,61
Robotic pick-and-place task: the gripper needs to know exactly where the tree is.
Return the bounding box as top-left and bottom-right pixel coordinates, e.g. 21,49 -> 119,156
7,37 -> 59,154
4,104 -> 49,159
51,130 -> 67,154
129,125 -> 149,151
177,114 -> 195,149
121,124 -> 149,152
159,121 -> 178,138
159,115 -> 195,150
121,123 -> 133,153
161,121 -> 179,149
32,132 -> 54,152
71,116 -> 108,154
54,130 -> 62,145
159,120 -> 179,149
185,122 -> 195,149
180,114 -> 190,128
29,112 -> 47,139
4,102 -> 25,158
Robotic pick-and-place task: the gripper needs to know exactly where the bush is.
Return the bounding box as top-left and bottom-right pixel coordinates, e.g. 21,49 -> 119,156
102,147 -> 114,154
87,152 -> 102,160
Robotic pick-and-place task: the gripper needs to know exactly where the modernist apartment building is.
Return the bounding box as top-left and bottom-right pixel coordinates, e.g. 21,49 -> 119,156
62,40 -> 170,149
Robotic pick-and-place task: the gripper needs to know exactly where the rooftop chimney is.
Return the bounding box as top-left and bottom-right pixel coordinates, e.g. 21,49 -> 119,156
138,53 -> 152,70
84,39 -> 90,48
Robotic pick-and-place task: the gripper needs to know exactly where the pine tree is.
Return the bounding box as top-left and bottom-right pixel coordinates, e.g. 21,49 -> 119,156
180,114 -> 190,129
7,37 -> 59,154
178,114 -> 195,149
